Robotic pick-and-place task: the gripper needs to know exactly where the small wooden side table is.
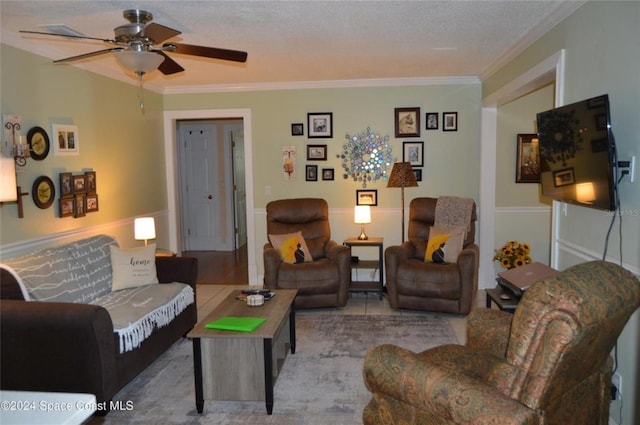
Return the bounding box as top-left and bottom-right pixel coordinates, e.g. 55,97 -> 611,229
343,237 -> 384,300
485,285 -> 519,313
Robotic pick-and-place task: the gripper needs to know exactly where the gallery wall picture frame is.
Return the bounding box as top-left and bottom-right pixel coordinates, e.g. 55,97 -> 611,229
85,171 -> 97,194
413,168 -> 423,182
403,141 -> 424,167
356,189 -> 378,206
307,144 -> 327,160
442,112 -> 458,131
305,164 -> 318,181
283,145 -> 297,181
394,107 -> 420,137
291,123 -> 304,136
425,112 -> 439,130
59,172 -> 73,198
86,194 -> 99,213
74,194 -> 86,218
515,133 -> 541,183
27,126 -> 50,160
59,197 -> 74,218
32,176 -> 55,209
322,168 -> 334,181
72,174 -> 86,193
52,124 -> 79,156
307,112 -> 333,138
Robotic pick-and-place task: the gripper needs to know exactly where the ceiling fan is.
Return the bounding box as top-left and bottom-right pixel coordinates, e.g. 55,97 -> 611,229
20,9 -> 248,77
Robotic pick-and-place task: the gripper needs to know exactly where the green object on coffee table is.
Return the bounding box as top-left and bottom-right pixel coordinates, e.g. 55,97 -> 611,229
205,316 -> 266,332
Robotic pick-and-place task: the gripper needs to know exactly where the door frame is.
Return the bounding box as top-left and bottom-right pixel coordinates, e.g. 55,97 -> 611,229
479,50 -> 565,288
163,108 -> 258,284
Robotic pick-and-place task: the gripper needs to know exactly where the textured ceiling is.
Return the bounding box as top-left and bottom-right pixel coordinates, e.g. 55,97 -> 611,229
0,0 -> 583,91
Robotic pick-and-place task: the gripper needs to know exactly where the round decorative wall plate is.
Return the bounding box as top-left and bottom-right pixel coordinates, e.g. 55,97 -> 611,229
27,126 -> 50,161
32,176 -> 55,209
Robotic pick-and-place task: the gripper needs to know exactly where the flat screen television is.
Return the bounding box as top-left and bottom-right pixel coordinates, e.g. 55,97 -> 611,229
536,94 -> 617,211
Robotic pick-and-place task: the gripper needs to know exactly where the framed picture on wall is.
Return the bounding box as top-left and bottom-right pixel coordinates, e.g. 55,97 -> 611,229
425,112 -> 438,130
86,194 -> 99,213
442,112 -> 458,131
356,189 -> 378,206
322,168 -> 334,180
307,113 -> 333,138
306,165 -> 318,181
307,144 -> 327,160
403,141 -> 424,167
52,124 -> 79,156
394,107 -> 420,137
515,133 -> 540,183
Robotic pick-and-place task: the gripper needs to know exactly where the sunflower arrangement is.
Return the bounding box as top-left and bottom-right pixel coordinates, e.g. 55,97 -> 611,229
493,240 -> 532,269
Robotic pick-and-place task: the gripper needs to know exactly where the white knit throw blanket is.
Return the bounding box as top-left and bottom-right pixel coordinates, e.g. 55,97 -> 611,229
434,196 -> 474,235
92,283 -> 194,353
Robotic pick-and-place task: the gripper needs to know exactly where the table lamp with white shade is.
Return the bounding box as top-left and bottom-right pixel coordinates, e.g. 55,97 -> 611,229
134,217 -> 156,246
354,205 -> 371,240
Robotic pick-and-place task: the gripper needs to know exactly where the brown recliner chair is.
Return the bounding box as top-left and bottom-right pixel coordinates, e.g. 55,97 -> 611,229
263,198 -> 350,309
363,260 -> 640,425
385,197 -> 478,314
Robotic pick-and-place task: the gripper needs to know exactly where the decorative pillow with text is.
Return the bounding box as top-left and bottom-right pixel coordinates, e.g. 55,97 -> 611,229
424,226 -> 465,264
110,244 -> 159,291
268,231 -> 313,264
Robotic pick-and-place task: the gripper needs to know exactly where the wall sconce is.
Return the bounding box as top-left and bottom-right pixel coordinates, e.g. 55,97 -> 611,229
134,217 -> 156,246
3,117 -> 30,166
354,205 -> 371,240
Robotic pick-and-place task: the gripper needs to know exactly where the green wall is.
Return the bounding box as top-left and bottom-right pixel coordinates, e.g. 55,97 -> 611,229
164,84 -> 481,209
0,44 -> 166,248
485,3 -> 640,424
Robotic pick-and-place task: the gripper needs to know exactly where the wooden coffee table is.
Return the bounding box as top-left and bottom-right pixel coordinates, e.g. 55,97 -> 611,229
187,288 -> 297,415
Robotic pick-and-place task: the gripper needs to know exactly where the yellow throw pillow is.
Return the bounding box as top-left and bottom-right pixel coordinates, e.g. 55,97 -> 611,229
110,244 -> 159,291
424,226 -> 465,264
268,231 -> 313,264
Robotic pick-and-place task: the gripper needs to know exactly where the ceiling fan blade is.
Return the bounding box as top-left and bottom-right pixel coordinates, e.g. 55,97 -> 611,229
155,51 -> 185,75
20,30 -> 116,44
164,43 -> 247,63
140,22 -> 181,44
54,48 -> 124,63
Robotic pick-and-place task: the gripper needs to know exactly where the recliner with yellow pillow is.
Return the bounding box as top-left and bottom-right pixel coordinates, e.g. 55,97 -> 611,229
263,198 -> 350,309
385,197 -> 478,315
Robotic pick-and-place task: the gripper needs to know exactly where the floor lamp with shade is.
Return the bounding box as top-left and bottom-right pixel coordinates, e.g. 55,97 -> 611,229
387,162 -> 418,242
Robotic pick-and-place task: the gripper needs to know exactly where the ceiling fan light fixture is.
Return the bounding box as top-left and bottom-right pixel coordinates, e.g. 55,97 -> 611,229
114,50 -> 164,74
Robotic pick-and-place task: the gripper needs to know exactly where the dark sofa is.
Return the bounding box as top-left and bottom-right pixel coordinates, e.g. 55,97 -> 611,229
0,255 -> 197,414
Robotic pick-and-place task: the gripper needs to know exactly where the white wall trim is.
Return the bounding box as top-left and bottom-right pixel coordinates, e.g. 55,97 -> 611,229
0,210 -> 168,259
495,206 -> 551,214
163,108 -> 258,284
556,238 -> 640,278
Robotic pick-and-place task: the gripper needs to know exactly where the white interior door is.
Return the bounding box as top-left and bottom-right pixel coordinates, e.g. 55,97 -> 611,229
178,122 -> 220,250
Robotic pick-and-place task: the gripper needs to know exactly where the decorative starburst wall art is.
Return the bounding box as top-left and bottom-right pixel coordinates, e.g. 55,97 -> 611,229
338,127 -> 394,188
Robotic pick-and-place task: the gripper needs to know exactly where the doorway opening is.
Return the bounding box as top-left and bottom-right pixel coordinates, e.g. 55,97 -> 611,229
163,108 -> 257,284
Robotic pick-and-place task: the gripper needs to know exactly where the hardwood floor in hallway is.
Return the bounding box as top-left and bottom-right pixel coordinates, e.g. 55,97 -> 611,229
183,244 -> 249,284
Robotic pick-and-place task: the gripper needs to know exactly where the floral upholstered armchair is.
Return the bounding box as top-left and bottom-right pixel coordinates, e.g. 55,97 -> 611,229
363,261 -> 640,425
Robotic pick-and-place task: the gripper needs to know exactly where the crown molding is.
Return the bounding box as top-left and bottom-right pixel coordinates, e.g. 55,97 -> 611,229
160,76 -> 481,95
3,30 -> 479,95
479,1 -> 586,81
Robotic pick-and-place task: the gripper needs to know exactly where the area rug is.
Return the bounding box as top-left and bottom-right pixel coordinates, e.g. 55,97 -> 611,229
90,313 -> 459,425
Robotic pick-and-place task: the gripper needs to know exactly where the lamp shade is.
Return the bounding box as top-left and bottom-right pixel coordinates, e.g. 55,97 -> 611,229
134,217 -> 156,241
0,157 -> 17,202
354,205 -> 371,224
387,162 -> 418,188
115,51 -> 164,74
576,182 -> 596,203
